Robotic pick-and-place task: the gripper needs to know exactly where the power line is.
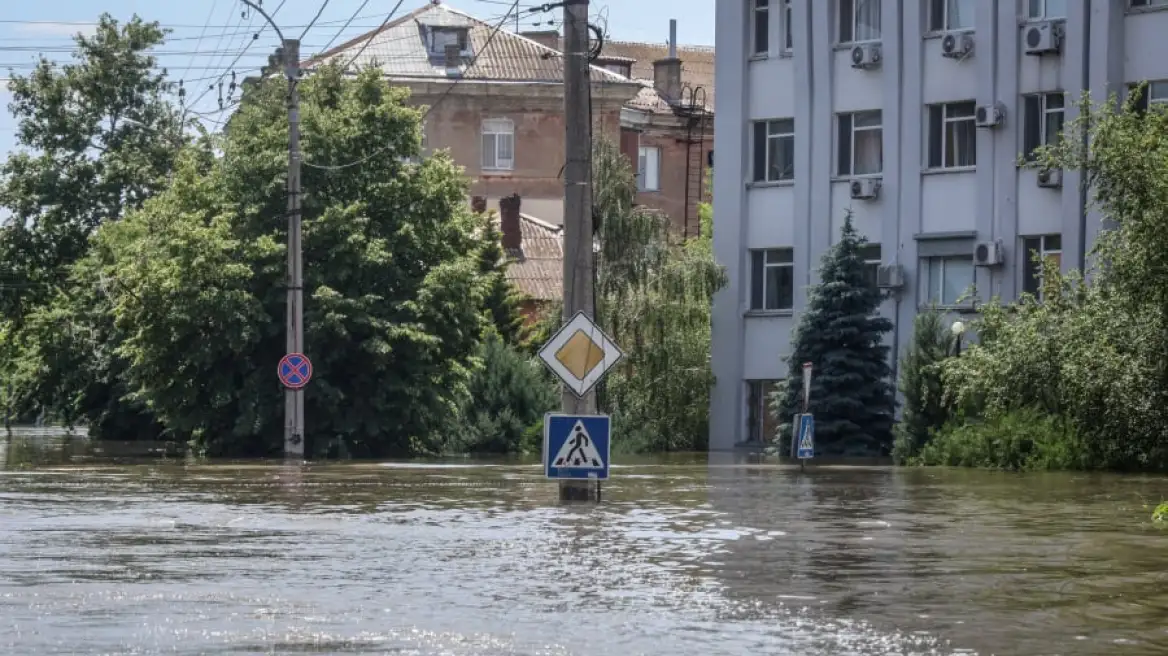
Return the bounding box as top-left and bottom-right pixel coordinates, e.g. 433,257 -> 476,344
315,0 -> 372,57
303,0 -> 523,172
340,0 -> 407,71
299,0 -> 333,41
177,0 -> 222,88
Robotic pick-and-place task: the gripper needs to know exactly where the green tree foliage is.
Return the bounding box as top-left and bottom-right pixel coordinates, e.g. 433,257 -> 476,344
592,139 -> 727,452
770,213 -> 895,457
929,88 -> 1168,471
475,213 -> 525,346
70,64 -> 495,457
891,307 -> 956,463
0,15 -> 184,320
451,329 -> 558,454
0,15 -> 182,437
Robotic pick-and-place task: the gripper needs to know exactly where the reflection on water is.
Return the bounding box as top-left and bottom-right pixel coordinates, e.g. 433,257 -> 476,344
1,433 -> 1167,655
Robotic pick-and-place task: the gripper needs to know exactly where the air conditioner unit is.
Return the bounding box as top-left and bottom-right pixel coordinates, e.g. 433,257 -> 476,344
1023,21 -> 1062,56
975,102 -> 1005,128
876,263 -> 905,290
1037,167 -> 1063,188
850,44 -> 882,69
941,32 -> 975,59
850,178 -> 881,200
973,240 -> 1004,267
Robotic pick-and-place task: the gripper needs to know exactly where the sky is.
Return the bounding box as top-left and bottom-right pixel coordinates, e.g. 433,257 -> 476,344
0,0 -> 715,157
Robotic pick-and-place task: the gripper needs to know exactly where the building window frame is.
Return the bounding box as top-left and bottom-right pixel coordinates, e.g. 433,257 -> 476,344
1021,234 -> 1062,301
837,110 -> 883,177
860,243 -> 881,290
746,379 -> 781,443
1129,80 -> 1168,112
428,27 -> 469,56
1026,0 -> 1068,20
752,0 -> 770,56
928,0 -> 976,32
750,248 -> 794,311
1130,0 -> 1168,11
752,118 -> 795,183
782,0 -> 794,53
926,101 -> 977,170
481,118 -> 515,171
924,255 -> 975,306
637,145 -> 661,192
838,0 -> 882,44
1022,92 -> 1065,160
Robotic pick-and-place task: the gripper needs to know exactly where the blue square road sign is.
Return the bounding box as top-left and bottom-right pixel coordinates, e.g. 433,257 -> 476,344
543,413 -> 611,480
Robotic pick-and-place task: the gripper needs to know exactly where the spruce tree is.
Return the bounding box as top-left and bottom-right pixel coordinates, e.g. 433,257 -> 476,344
476,214 -> 525,346
770,212 -> 895,456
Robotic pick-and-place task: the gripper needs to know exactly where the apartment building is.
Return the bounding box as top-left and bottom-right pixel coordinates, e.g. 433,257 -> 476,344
709,0 -> 1168,450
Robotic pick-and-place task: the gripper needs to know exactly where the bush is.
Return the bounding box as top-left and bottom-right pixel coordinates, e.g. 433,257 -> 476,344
913,407 -> 1088,471
892,308 -> 956,463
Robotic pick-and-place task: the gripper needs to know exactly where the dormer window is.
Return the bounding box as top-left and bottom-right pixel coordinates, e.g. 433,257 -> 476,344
429,27 -> 469,56
604,63 -> 631,77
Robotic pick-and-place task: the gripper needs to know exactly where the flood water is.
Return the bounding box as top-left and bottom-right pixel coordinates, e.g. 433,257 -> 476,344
1,432 -> 1167,655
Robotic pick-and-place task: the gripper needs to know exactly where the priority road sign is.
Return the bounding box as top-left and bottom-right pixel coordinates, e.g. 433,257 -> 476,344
277,353 -> 313,389
543,413 -> 611,481
538,311 -> 623,397
796,413 -> 815,459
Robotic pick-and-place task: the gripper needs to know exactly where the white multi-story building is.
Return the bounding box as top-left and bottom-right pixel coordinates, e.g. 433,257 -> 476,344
709,0 -> 1168,450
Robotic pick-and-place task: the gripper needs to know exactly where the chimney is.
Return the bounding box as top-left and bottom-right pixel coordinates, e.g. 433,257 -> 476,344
520,29 -> 561,51
654,19 -> 682,104
498,194 -> 522,250
471,196 -> 487,214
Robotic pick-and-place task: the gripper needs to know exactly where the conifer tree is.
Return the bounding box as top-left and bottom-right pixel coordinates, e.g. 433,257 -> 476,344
476,215 -> 525,345
770,212 -> 895,456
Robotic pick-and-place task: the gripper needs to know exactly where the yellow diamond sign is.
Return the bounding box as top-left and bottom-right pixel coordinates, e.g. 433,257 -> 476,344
539,311 -> 624,397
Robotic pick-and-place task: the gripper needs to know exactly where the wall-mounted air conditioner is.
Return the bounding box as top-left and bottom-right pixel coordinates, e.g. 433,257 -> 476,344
850,178 -> 881,200
850,44 -> 882,69
973,240 -> 1004,267
975,102 -> 1005,128
876,264 -> 905,290
941,32 -> 975,59
1023,21 -> 1062,56
1037,167 -> 1063,188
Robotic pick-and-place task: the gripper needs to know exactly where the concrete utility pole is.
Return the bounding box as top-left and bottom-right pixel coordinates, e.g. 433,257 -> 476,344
283,38 -> 305,459
560,0 -> 598,502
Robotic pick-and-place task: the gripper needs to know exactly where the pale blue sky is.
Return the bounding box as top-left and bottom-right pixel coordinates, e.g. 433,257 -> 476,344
0,0 -> 714,157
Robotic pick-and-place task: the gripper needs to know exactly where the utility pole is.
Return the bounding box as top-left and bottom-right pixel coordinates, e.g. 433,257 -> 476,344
283,38 -> 305,459
560,0 -> 597,502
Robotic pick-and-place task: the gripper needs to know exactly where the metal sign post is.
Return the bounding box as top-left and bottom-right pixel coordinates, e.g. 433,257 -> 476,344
799,362 -> 813,470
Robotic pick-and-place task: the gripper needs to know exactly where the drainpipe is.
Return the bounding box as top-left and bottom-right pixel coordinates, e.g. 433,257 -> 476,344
1078,0 -> 1092,272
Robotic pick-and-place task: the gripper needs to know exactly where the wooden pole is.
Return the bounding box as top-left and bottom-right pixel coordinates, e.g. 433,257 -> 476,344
283,38 -> 305,460
559,0 -> 597,502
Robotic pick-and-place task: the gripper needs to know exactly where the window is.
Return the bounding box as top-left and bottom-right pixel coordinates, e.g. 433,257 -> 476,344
1022,92 -> 1065,160
1026,0 -> 1067,19
747,380 -> 781,443
752,0 -> 770,55
1131,0 -> 1168,8
1022,234 -> 1062,300
783,0 -> 793,52
637,146 -> 661,191
837,110 -> 883,176
750,248 -> 794,311
925,256 -> 974,305
929,0 -> 975,31
604,63 -> 631,77
839,0 -> 882,43
481,118 -> 514,171
428,27 -> 468,56
860,244 -> 881,290
1129,80 -> 1168,112
927,101 -> 976,169
752,119 -> 795,182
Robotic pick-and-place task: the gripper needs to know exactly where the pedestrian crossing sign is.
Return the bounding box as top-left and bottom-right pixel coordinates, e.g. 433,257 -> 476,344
796,413 -> 815,459
543,413 -> 611,480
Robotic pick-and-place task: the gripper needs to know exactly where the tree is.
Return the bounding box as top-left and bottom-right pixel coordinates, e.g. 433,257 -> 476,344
475,214 -> 525,346
88,64 -> 497,457
0,15 -> 184,321
0,15 -> 184,437
891,307 -> 955,463
593,139 -> 727,452
451,329 -> 558,454
770,212 -> 895,457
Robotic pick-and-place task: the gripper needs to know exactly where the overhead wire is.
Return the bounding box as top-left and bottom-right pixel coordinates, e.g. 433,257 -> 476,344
299,0 -> 333,41
302,0 -> 523,172
339,0 -> 408,71
315,0 -> 373,56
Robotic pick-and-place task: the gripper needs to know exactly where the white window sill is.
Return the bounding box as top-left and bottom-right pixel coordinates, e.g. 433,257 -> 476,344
833,40 -> 882,51
744,309 -> 794,318
747,179 -> 795,189
923,29 -> 975,40
1019,17 -> 1067,26
831,173 -> 884,182
921,166 -> 976,175
748,53 -> 769,62
481,168 -> 514,175
779,49 -> 793,58
637,188 -> 661,193
1128,4 -> 1168,15
920,302 -> 976,312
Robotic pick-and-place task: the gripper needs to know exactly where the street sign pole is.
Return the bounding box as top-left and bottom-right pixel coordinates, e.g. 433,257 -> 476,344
800,362 -> 813,471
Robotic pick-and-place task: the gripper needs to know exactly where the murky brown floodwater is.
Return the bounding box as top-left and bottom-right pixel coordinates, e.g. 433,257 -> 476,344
1,432 -> 1167,655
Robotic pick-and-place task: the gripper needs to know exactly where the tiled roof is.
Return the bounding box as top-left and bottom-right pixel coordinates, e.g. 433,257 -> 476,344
500,213 -> 563,302
602,40 -> 716,111
305,2 -> 631,85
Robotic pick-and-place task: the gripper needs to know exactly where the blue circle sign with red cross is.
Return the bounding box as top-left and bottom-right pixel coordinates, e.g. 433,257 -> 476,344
277,353 -> 312,389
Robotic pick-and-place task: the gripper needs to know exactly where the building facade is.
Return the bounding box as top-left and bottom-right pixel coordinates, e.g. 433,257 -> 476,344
710,0 -> 1164,449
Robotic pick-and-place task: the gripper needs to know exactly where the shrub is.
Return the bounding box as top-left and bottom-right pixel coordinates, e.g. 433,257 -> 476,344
913,407 -> 1088,471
